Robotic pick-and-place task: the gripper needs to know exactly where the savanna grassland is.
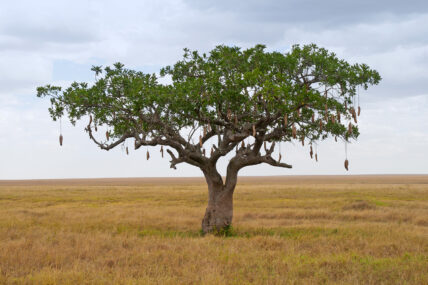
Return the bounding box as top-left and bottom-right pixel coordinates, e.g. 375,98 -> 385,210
0,175 -> 427,284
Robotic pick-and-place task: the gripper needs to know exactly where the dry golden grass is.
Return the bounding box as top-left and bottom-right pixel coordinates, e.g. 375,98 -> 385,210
0,175 -> 427,284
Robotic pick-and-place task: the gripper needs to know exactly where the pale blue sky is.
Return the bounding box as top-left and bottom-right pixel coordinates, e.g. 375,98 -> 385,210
0,0 -> 427,179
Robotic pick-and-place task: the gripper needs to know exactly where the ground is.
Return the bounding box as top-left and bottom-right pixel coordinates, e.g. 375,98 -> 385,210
0,175 -> 427,284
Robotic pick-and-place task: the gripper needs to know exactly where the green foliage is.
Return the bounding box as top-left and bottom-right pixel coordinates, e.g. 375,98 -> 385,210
37,44 -> 380,164
204,224 -> 235,237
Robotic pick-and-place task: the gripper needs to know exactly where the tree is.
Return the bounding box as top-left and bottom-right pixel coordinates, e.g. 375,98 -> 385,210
37,44 -> 381,234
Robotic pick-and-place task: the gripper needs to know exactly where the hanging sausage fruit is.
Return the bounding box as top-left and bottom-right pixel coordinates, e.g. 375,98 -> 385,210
344,141 -> 349,171
350,107 -> 357,123
58,117 -> 63,146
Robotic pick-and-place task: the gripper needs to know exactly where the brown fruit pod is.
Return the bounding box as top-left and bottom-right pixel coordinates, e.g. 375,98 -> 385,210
297,108 -> 300,117
252,125 -> 256,137
241,141 -> 245,148
126,147 -> 129,155
315,153 -> 318,162
146,150 -> 150,160
319,121 -> 323,131
106,131 -> 110,141
89,115 -> 92,125
227,109 -> 232,120
199,135 -> 203,147
335,136 -> 337,142
284,114 -> 288,126
160,146 -> 164,158
278,153 -> 282,162
94,125 -> 98,132
358,106 -> 361,116
312,114 -> 315,123
59,134 -> 63,146
292,124 -> 297,139
210,147 -> 214,156
344,159 -> 349,171
331,115 -> 336,124
203,126 -> 207,137
348,122 -> 352,135
301,136 -> 305,146
350,107 -> 357,123
234,115 -> 238,125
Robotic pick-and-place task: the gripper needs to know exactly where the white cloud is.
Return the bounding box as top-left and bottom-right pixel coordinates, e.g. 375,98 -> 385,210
0,0 -> 427,179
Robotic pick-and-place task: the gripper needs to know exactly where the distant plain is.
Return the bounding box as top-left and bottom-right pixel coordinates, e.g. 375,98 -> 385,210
0,175 -> 427,284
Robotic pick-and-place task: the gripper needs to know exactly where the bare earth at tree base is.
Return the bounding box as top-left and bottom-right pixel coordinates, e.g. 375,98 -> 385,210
0,175 -> 427,284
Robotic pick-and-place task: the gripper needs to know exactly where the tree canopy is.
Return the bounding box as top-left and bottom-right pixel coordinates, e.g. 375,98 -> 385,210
37,44 -> 380,175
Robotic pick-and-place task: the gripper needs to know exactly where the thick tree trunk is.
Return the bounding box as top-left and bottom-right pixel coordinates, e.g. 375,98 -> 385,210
201,171 -> 236,235
201,186 -> 234,234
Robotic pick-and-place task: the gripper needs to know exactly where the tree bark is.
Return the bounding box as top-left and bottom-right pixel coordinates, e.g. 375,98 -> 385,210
201,169 -> 236,235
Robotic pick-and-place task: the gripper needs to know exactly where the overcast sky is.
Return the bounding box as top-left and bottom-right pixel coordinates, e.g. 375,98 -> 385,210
1,0 -> 427,179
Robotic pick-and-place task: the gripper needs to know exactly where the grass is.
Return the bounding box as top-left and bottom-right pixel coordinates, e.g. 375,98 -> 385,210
0,176 -> 427,284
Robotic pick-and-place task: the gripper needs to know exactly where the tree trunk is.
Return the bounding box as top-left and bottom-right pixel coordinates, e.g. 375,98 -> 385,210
201,172 -> 236,235
201,186 -> 234,234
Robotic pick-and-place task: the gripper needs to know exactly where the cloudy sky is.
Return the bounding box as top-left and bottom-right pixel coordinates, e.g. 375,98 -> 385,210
1,0 -> 427,179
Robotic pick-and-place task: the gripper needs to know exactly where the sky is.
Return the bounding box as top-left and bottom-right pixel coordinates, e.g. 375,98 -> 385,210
0,0 -> 427,179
